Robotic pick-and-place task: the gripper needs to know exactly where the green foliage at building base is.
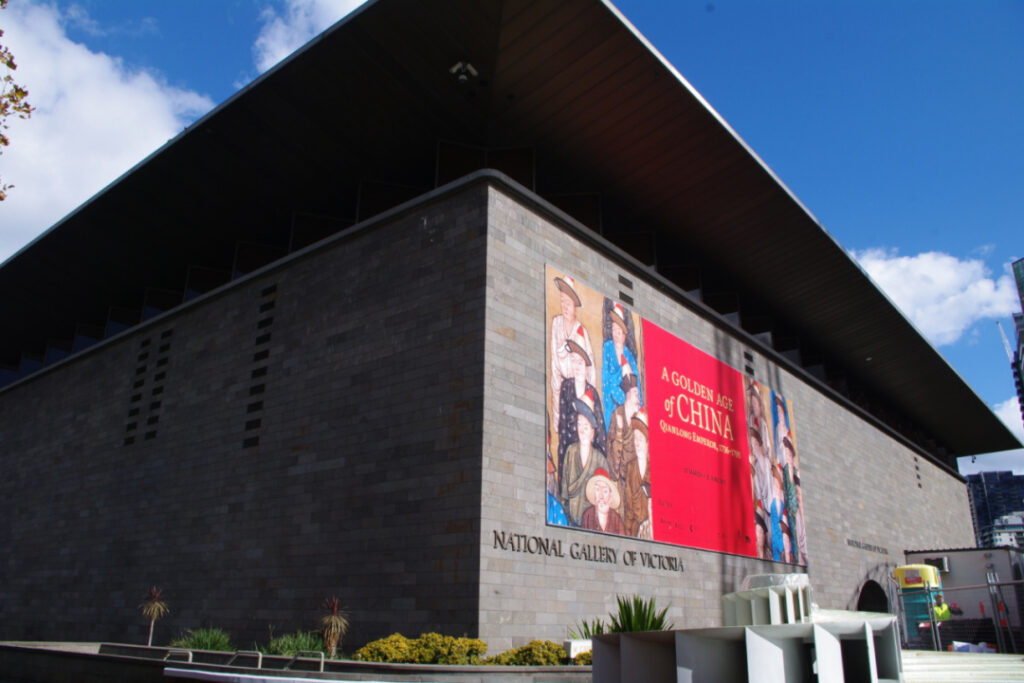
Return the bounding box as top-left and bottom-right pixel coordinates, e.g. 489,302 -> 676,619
170,627 -> 234,652
260,630 -> 324,656
352,632 -> 487,665
484,639 -> 568,665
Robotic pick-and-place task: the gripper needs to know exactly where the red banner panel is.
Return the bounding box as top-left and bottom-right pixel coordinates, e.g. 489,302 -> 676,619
642,320 -> 755,556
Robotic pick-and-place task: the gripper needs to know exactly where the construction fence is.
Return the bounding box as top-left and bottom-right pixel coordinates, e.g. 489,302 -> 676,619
898,579 -> 1024,653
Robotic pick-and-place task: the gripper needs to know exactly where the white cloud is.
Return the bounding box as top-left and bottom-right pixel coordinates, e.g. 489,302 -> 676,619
972,243 -> 996,258
958,396 -> 1024,475
62,4 -> 105,36
253,0 -> 366,73
62,4 -> 159,39
0,1 -> 213,263
852,248 -> 1019,347
994,396 -> 1024,443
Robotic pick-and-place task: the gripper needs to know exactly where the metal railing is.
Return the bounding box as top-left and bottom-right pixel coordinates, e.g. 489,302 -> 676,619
284,649 -> 325,672
157,646 -> 326,671
163,648 -> 193,663
225,649 -> 263,668
898,579 -> 1024,653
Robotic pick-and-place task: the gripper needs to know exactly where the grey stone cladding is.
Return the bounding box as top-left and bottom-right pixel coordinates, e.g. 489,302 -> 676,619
479,181 -> 973,652
0,185 -> 489,649
0,174 -> 973,653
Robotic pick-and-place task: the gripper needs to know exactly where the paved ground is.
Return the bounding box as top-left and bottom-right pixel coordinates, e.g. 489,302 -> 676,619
902,650 -> 1024,682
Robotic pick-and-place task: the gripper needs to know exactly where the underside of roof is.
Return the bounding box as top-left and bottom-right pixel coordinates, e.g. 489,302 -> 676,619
1,0 -> 1018,460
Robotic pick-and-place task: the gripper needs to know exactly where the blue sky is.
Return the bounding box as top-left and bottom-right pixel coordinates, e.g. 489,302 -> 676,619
2,0 -> 1022,472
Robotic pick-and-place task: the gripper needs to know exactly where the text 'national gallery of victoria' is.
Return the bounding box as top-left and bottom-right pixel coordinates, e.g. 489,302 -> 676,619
1,0 -> 1018,651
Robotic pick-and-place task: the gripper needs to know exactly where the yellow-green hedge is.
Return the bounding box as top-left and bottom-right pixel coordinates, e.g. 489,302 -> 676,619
484,639 -> 567,666
353,633 -> 588,666
352,632 -> 487,665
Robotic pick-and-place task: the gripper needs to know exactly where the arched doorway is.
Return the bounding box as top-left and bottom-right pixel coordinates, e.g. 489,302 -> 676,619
857,579 -> 890,613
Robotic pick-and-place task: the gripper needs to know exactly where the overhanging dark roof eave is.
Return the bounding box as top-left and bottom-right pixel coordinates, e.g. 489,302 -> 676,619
0,0 -> 1017,457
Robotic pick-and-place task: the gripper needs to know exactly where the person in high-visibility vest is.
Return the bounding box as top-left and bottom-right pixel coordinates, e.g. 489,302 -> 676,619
934,594 -> 952,622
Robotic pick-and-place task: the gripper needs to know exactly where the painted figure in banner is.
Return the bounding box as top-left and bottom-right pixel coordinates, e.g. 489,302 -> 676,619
556,329 -> 606,477
546,422 -> 569,526
550,275 -> 595,434
747,380 -> 773,463
772,392 -> 789,468
746,380 -> 775,559
769,463 -> 787,562
560,391 -> 609,526
780,432 -> 808,565
622,408 -> 652,539
580,468 -> 626,534
753,509 -> 769,559
780,519 -> 793,564
749,425 -> 773,559
606,373 -> 640,486
601,300 -> 642,428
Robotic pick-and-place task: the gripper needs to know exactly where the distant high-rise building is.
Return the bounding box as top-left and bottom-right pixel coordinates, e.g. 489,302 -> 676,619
1013,258 -> 1024,429
1014,258 -> 1024,300
989,513 -> 1024,548
968,471 -> 1024,546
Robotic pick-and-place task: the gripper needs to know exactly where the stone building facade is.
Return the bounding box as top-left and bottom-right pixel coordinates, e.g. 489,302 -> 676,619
0,0 -> 1011,654
0,175 -> 975,650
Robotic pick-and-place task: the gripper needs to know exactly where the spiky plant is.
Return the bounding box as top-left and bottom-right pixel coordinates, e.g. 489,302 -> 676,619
139,587 -> 169,646
320,596 -> 349,659
171,627 -> 233,651
608,595 -> 673,633
568,616 -> 607,640
262,630 -> 324,656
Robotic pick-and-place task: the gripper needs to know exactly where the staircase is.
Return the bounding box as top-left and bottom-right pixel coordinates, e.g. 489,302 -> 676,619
902,650 -> 1024,682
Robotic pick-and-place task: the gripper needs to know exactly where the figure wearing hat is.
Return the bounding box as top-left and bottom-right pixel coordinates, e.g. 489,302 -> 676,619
556,331 -> 606,480
580,468 -> 626,535
606,373 -> 640,486
622,409 -> 652,538
550,275 -> 595,431
560,391 -> 609,527
601,300 -> 642,429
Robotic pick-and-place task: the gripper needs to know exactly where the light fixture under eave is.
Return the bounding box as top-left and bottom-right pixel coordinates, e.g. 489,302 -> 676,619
449,61 -> 478,83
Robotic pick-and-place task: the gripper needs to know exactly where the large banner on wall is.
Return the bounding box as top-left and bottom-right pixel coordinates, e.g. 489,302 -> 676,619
545,266 -> 808,565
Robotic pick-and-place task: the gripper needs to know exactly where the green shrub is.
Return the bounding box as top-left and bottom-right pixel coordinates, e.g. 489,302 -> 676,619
352,633 -> 486,664
609,595 -> 673,633
261,630 -> 324,656
568,616 -> 607,639
412,632 -> 487,665
572,649 -> 593,666
352,633 -> 414,663
485,639 -> 566,666
171,627 -> 233,652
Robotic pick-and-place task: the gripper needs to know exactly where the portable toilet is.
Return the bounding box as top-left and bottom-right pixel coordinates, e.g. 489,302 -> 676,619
895,564 -> 941,637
